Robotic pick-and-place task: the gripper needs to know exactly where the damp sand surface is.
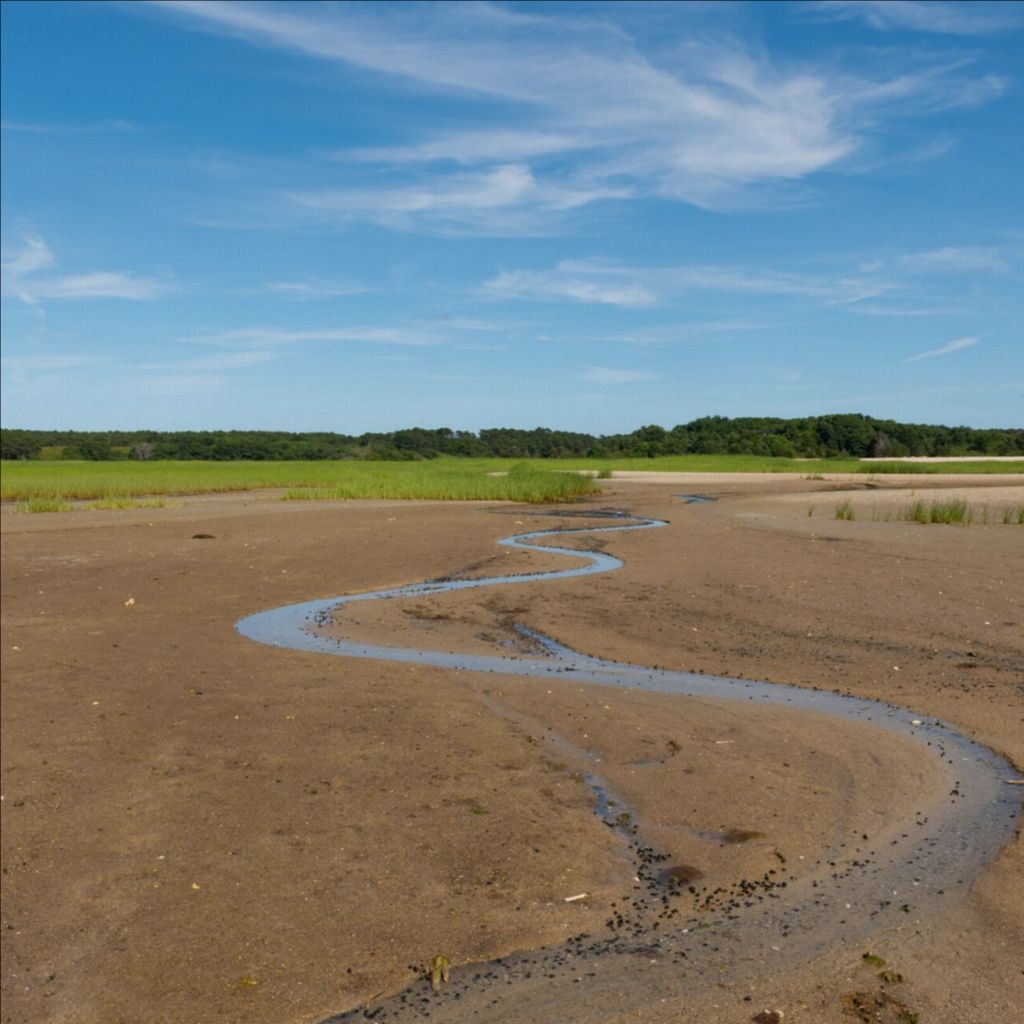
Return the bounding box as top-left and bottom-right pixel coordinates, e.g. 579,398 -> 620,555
1,479 -> 1022,1023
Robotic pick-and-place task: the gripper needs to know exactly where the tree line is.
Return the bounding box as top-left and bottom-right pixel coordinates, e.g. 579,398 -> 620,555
2,415 -> 1022,462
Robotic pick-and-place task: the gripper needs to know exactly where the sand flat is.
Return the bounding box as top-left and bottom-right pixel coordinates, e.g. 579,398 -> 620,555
2,479 -> 1021,1023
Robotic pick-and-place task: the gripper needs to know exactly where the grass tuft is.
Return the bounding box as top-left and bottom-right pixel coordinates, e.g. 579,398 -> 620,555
19,497 -> 73,513
84,497 -> 167,511
908,499 -> 971,524
834,500 -> 855,521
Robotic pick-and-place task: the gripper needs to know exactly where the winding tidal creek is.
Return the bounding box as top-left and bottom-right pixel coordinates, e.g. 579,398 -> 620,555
236,506 -> 1021,1023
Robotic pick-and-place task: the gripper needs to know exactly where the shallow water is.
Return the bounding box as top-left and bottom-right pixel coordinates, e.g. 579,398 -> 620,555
235,507 -> 1021,1023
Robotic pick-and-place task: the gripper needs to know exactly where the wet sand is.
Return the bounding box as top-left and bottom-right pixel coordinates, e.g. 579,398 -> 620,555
2,476 -> 1022,1023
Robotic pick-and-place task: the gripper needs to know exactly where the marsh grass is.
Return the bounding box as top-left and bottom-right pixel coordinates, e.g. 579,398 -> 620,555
19,497 -> 74,513
84,497 -> 167,511
3,454 -> 1018,504
859,460 -> 1021,475
832,500 -> 1022,525
1,459 -> 599,504
281,463 -> 598,504
909,499 -> 970,524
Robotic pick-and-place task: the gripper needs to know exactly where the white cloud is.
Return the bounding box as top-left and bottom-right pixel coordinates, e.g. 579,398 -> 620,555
0,353 -> 101,371
28,272 -> 167,301
1,119 -> 137,135
485,265 -> 658,307
264,278 -> 370,298
147,1 -> 1007,228
581,366 -> 660,384
1,236 -> 168,304
482,258 -> 886,308
483,243 -> 1015,312
140,350 -> 280,371
904,336 -> 979,362
895,246 -> 1009,274
340,130 -> 582,166
1,235 -> 54,277
195,326 -> 436,347
810,1 -> 1021,36
291,164 -> 628,234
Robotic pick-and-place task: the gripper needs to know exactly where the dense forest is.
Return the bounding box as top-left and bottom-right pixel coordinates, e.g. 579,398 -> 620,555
1,415 -> 1021,462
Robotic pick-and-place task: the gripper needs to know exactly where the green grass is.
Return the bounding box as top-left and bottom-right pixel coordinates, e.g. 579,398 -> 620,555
560,454 -> 1022,475
1,459 -> 597,505
2,454 -> 1019,505
830,500 -> 1022,525
908,498 -> 970,524
281,463 -> 598,503
83,497 -> 167,511
857,460 -> 1021,474
18,497 -> 74,513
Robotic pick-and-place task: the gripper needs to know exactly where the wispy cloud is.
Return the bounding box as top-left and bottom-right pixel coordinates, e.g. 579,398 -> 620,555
482,258 -> 887,308
810,1 -> 1022,36
904,335 -> 979,362
1,119 -> 138,135
485,263 -> 658,307
0,353 -> 103,372
340,130 -> 581,167
483,243 -> 1015,312
264,278 -> 370,298
147,1 -> 1007,230
892,246 -> 1009,274
290,164 -> 627,234
1,235 -> 54,277
1,235 -> 169,304
139,350 -> 280,371
581,366 -> 660,384
194,326 -> 436,347
26,272 -> 168,301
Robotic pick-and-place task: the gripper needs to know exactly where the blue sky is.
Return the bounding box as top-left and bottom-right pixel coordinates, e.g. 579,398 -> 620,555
2,0 -> 1021,432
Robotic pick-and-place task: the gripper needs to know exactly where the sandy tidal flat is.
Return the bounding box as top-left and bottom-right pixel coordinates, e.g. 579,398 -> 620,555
1,477 -> 1022,1023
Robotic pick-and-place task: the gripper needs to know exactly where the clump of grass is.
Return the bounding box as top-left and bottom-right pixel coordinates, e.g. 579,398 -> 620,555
907,499 -> 971,524
279,463 -> 598,504
834,500 -> 855,520
19,497 -> 73,513
596,467 -> 613,479
1004,506 -> 1024,525
84,496 -> 166,510
281,488 -> 326,501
